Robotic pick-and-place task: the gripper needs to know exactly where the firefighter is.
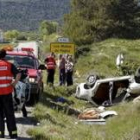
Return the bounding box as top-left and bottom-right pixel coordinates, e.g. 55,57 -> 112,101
44,52 -> 56,86
0,49 -> 21,139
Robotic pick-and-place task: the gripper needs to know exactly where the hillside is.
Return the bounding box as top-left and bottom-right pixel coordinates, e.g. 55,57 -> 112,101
28,39 -> 140,140
75,38 -> 140,82
0,0 -> 70,31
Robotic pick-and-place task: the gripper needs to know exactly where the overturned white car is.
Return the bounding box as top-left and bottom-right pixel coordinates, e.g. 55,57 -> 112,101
75,72 -> 140,106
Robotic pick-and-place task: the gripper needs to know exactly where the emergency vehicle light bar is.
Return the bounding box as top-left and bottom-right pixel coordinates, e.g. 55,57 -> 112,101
21,48 -> 34,52
2,45 -> 13,51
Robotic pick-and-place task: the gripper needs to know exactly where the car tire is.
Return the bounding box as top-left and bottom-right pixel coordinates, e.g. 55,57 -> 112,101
35,90 -> 40,103
86,74 -> 99,86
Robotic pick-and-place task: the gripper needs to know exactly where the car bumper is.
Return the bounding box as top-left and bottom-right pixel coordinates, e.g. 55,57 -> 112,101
30,83 -> 39,94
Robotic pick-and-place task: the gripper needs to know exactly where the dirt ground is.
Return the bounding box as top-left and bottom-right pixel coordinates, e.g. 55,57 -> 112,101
2,107 -> 36,140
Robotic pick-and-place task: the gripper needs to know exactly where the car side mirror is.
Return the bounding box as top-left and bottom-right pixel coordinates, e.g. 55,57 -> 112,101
38,64 -> 46,70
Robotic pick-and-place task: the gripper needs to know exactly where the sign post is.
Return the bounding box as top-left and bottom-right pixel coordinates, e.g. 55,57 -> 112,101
57,37 -> 70,43
50,42 -> 75,55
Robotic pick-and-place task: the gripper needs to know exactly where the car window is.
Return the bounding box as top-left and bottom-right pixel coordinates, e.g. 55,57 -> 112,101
5,55 -> 36,69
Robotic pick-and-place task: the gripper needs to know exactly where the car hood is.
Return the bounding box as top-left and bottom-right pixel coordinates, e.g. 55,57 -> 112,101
27,68 -> 37,77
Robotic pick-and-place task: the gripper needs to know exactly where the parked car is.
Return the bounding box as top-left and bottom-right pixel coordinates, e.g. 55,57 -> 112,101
75,73 -> 140,106
5,49 -> 44,104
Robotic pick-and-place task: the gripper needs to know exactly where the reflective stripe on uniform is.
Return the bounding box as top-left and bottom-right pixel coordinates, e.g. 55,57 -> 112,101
0,66 -> 7,70
0,83 -> 11,88
11,130 -> 17,135
0,76 -> 13,80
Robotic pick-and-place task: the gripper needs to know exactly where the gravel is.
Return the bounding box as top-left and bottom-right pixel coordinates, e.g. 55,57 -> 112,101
3,107 -> 36,140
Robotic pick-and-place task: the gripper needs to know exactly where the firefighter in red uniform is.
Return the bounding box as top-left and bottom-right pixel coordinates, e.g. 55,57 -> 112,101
44,52 -> 56,86
0,49 -> 21,139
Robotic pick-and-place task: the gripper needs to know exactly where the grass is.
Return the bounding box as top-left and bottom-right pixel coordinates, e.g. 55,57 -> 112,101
1,37 -> 140,139
75,38 -> 140,81
27,38 -> 140,139
28,86 -> 140,140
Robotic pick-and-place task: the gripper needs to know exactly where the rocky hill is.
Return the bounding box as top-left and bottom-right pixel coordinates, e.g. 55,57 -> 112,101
0,0 -> 70,31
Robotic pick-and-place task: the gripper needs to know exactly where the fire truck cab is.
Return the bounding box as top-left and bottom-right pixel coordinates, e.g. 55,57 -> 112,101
5,48 -> 44,104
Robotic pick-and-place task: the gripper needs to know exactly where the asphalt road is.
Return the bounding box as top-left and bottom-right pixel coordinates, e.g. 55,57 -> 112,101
2,107 -> 36,140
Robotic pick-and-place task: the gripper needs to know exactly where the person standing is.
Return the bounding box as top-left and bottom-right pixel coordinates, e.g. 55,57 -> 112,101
58,55 -> 66,86
0,49 -> 21,139
65,55 -> 74,86
44,52 -> 56,86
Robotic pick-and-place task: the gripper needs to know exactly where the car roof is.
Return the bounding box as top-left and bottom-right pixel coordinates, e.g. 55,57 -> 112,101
6,50 -> 36,58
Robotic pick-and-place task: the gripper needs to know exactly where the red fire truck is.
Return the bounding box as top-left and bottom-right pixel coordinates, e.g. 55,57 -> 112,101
5,48 -> 44,104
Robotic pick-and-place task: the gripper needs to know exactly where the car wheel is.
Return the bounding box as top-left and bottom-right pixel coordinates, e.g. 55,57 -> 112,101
26,92 -> 40,106
86,74 -> 99,86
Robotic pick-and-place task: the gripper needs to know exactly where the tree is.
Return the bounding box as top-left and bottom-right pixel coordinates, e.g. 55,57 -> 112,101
39,20 -> 58,41
4,30 -> 19,41
107,0 -> 140,38
63,0 -> 140,45
63,0 -> 112,45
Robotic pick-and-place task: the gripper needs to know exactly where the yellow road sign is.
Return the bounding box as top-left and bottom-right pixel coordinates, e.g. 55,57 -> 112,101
50,42 -> 75,55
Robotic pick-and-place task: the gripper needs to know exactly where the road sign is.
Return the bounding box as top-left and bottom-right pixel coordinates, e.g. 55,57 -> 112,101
57,37 -> 70,43
50,42 -> 75,55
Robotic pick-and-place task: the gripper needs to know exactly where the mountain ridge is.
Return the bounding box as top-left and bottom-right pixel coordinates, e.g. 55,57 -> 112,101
0,0 -> 70,31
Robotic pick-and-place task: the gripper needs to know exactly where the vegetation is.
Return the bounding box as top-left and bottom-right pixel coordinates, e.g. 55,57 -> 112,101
107,0 -> 140,38
1,1 -> 140,139
39,20 -> 59,42
4,30 -> 19,42
28,38 -> 140,140
3,26 -> 58,43
28,86 -> 140,140
63,0 -> 140,45
75,38 -> 140,80
0,0 -> 70,31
